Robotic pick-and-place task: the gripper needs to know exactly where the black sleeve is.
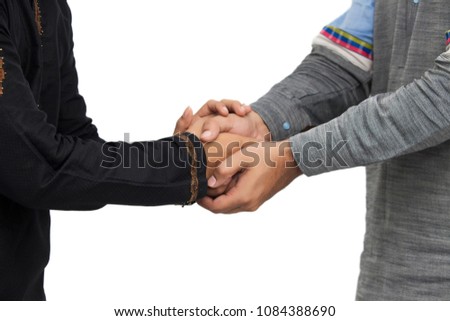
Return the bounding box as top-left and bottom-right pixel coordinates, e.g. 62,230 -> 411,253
57,3 -> 103,143
0,6 -> 207,211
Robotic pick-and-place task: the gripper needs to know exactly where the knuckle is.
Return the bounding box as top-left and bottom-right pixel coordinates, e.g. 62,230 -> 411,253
216,166 -> 230,177
203,119 -> 212,128
242,196 -> 253,206
211,207 -> 223,214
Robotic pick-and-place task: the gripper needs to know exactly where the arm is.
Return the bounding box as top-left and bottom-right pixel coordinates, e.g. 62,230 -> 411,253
176,0 -> 375,144
202,42 -> 450,214
0,6 -> 206,210
57,2 -> 103,143
294,44 -> 450,176
251,0 -> 374,141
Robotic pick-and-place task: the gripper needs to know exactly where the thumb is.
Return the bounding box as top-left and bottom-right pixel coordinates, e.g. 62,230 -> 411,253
208,149 -> 246,188
173,107 -> 193,134
208,139 -> 259,188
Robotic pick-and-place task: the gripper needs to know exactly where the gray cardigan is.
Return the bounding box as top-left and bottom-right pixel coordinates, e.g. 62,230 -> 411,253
252,0 -> 450,300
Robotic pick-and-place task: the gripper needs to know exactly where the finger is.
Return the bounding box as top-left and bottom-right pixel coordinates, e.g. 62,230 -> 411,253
208,140 -> 259,187
200,116 -> 235,142
220,99 -> 249,116
196,99 -> 250,118
206,176 -> 234,198
198,180 -> 247,214
207,185 -> 228,198
197,196 -> 217,212
198,196 -> 242,214
210,174 -> 239,198
173,107 -> 193,134
196,100 -> 230,117
208,150 -> 245,188
198,194 -> 237,214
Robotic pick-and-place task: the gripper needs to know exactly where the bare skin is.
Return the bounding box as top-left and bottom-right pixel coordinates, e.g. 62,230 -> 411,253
175,99 -> 302,213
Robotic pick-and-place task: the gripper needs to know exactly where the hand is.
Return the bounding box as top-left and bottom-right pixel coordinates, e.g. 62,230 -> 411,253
186,117 -> 257,178
174,99 -> 252,135
185,115 -> 261,179
200,111 -> 270,143
202,133 -> 256,179
182,102 -> 270,143
198,140 -> 302,213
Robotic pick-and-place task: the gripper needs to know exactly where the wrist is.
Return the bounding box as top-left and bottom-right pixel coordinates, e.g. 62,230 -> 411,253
249,111 -> 270,141
204,143 -> 219,179
279,140 -> 302,177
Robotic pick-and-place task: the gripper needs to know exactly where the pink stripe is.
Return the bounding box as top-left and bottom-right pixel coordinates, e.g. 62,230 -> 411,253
320,30 -> 373,60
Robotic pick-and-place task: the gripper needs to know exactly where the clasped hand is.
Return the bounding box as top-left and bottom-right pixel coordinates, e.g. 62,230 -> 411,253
174,100 -> 302,214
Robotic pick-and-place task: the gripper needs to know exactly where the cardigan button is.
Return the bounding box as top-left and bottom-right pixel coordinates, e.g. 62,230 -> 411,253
283,122 -> 291,131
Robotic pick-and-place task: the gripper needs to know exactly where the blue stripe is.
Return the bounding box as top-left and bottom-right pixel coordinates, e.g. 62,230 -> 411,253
323,27 -> 373,56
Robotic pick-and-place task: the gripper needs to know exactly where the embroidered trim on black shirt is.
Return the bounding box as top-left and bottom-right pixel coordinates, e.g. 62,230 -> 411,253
0,50 -> 4,96
34,0 -> 43,36
178,134 -> 199,205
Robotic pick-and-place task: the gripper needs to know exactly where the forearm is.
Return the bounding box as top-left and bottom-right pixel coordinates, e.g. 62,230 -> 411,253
251,0 -> 375,141
291,48 -> 450,176
0,107 -> 207,210
252,46 -> 372,141
0,8 -> 209,210
58,93 -> 104,143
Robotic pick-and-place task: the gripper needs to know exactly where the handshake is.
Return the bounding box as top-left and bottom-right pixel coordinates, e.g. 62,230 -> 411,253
174,99 -> 302,214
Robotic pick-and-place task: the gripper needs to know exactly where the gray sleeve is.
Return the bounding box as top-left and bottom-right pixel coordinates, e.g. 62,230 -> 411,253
293,49 -> 450,176
251,45 -> 372,141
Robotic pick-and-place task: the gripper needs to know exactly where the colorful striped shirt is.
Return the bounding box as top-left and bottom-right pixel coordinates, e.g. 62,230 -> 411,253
322,0 -> 375,60
321,1 -> 449,60
320,25 -> 373,60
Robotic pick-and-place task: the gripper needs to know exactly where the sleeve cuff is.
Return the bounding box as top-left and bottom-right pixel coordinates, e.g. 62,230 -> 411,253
188,133 -> 208,201
176,133 -> 208,205
290,125 -> 351,177
252,93 -> 310,141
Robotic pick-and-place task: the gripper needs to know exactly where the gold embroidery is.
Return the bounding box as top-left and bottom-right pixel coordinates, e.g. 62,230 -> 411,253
0,50 -> 4,96
179,134 -> 199,205
34,0 -> 43,36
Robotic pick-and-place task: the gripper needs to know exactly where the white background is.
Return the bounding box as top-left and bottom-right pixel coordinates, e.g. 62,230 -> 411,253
4,0 -> 449,320
55,0 -> 362,305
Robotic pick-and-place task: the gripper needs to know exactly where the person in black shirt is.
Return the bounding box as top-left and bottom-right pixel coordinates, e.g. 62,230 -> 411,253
0,0 -> 251,300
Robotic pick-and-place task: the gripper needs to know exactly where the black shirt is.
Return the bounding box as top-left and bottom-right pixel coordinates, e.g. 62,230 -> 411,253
0,0 -> 206,300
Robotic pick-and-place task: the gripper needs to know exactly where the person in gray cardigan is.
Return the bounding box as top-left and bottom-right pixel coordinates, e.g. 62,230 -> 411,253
177,0 -> 450,300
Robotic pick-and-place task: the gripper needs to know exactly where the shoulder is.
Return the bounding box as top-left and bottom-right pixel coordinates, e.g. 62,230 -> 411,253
56,0 -> 72,21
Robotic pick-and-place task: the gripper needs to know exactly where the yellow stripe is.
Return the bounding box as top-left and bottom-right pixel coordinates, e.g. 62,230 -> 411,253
327,25 -> 373,50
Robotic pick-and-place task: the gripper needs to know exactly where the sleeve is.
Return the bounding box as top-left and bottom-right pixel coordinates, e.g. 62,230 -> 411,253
57,3 -> 103,143
292,44 -> 450,176
0,7 -> 207,210
251,0 -> 374,141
